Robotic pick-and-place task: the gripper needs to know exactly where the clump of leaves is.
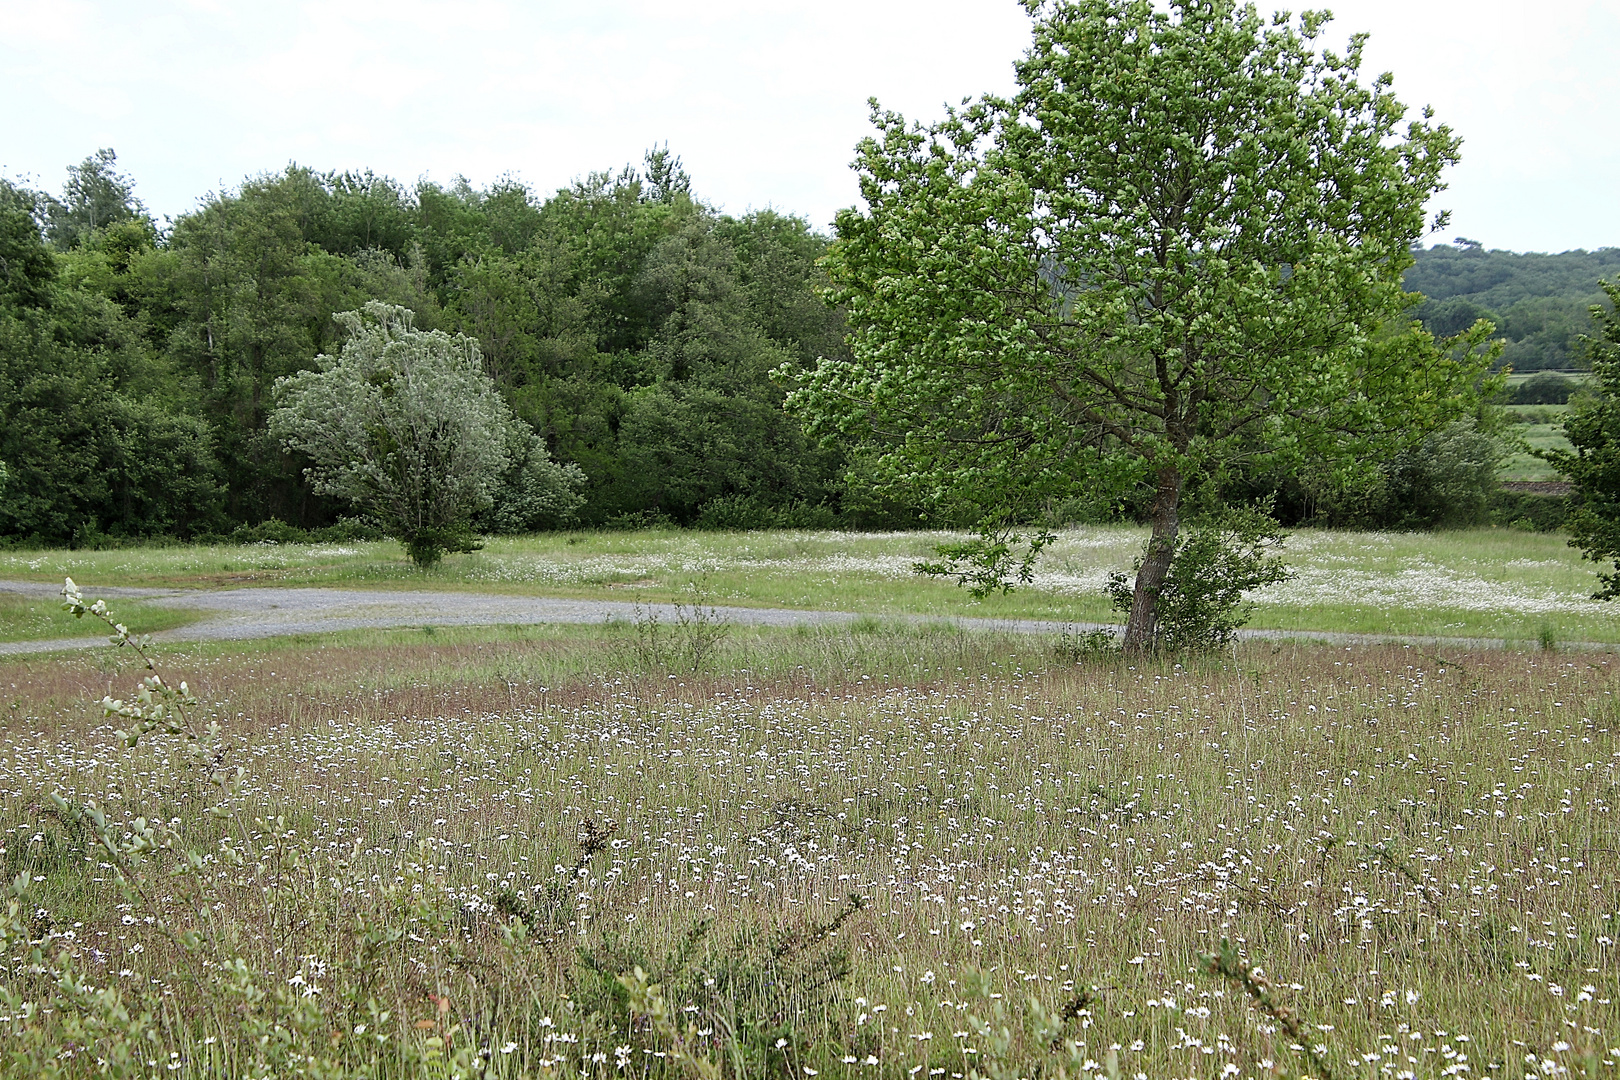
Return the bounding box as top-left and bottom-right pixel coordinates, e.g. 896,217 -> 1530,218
915,526 -> 1056,598
1106,502 -> 1292,651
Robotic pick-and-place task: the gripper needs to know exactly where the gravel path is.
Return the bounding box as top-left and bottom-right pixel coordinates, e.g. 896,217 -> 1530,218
0,580 -> 1085,655
0,580 -> 1609,656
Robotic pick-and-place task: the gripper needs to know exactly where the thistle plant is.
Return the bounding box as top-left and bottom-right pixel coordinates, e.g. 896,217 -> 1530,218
59,578 -> 250,908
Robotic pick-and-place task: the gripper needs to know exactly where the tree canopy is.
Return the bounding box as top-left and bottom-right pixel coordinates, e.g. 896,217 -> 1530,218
1407,242 -> 1620,372
0,150 -> 853,544
786,0 -> 1495,649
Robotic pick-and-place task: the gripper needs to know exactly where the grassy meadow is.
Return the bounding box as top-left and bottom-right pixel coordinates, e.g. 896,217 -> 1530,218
2,612 -> 1618,1079
0,591 -> 200,644
1498,429 -> 1567,483
1498,371 -> 1588,482
1500,406 -> 1574,483
2,525 -> 1618,646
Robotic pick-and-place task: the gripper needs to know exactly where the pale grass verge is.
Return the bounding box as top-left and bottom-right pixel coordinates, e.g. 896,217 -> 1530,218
0,592 -> 200,643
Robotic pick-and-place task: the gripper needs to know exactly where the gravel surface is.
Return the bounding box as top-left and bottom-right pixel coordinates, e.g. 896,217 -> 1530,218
0,580 -> 1608,656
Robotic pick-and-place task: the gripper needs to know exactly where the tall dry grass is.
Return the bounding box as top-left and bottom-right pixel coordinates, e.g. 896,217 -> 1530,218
2,617 -> 1617,1078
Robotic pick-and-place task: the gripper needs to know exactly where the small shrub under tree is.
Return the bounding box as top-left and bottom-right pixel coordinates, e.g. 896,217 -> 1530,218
1106,502 -> 1293,652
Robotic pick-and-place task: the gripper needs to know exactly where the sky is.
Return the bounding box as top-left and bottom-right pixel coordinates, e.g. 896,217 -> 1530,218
2,0 -> 1616,254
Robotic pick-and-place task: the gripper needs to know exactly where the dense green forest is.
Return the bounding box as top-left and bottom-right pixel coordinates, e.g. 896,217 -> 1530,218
1408,240 -> 1620,372
0,150 -> 859,543
0,151 -> 1613,546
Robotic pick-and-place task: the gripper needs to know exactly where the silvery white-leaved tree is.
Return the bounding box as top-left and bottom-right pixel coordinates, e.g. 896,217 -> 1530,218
271,302 -> 582,566
786,0 -> 1498,650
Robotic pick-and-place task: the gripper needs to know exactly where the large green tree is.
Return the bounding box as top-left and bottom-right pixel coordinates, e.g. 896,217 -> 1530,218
1548,281 -> 1620,598
41,149 -> 152,252
0,190 -> 224,544
270,303 -> 582,566
0,150 -> 854,541
133,167 -> 435,524
787,0 -> 1494,649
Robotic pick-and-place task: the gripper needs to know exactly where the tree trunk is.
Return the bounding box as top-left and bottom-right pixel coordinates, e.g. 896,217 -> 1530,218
1122,465 -> 1184,652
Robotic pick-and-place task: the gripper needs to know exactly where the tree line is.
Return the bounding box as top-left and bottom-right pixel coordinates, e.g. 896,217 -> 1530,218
1408,241 -> 1620,372
0,141 -> 1603,551
0,148 -> 859,545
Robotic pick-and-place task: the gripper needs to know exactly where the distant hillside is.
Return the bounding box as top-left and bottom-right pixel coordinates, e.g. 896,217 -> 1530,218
1404,243 -> 1620,371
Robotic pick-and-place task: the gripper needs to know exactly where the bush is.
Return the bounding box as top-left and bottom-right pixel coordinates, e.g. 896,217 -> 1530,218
1038,492 -> 1129,527
577,895 -> 864,1080
1105,502 -> 1292,652
693,493 -> 840,531
197,516 -> 389,545
1489,489 -> 1568,532
1222,417 -> 1510,531
1512,371 -> 1577,405
226,517 -> 311,544
1506,406 -> 1560,425
601,507 -> 677,531
1052,626 -> 1121,662
478,423 -> 587,534
1382,417 -> 1505,529
694,494 -> 781,530
270,303 -> 583,566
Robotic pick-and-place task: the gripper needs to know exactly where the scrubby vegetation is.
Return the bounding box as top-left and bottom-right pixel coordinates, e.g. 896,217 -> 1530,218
6,0 -> 1620,1074
4,149 -> 1614,551
0,148 -> 854,544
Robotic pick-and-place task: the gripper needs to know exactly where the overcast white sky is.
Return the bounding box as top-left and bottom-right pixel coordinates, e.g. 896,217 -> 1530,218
2,0 -> 1616,253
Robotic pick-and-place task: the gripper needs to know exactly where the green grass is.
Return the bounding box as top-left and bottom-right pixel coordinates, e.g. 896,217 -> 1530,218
1500,420 -> 1575,481
1504,404 -> 1571,422
1496,372 -> 1587,393
0,590 -> 199,643
1496,370 -> 1586,480
3,526 -> 1618,644
1500,369 -> 1590,388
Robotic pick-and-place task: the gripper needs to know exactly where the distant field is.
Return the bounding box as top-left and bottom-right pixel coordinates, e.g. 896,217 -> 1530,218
1500,370 -> 1591,388
1499,376 -> 1581,480
1500,419 -> 1573,481
2,526 -> 1616,644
